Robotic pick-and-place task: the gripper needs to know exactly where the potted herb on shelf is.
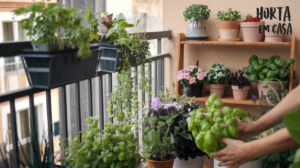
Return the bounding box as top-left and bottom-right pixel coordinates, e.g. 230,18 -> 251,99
229,69 -> 251,100
59,117 -> 142,168
216,8 -> 241,42
13,2 -> 101,89
205,63 -> 231,98
183,4 -> 211,41
99,12 -> 150,72
245,55 -> 295,102
177,65 -> 207,97
241,13 -> 265,42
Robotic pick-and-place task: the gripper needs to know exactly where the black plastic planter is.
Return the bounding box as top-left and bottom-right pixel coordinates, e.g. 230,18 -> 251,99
183,82 -> 203,97
20,45 -> 101,89
99,43 -> 147,73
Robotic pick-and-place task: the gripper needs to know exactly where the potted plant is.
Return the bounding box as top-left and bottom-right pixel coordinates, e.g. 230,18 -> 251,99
188,93 -> 246,159
13,1 -> 101,88
264,22 -> 283,42
241,13 -> 265,42
216,8 -> 241,42
204,63 -> 231,98
229,69 -> 251,100
183,4 -> 211,41
99,12 -> 150,72
177,65 -> 207,97
59,117 -> 142,168
245,55 -> 295,102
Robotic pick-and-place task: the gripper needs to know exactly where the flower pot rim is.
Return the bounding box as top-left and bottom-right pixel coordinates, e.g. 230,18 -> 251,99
240,21 -> 264,26
231,85 -> 250,90
146,156 -> 176,163
256,80 -> 288,83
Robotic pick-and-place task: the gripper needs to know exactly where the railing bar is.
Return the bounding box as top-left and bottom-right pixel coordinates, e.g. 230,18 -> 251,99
29,94 -> 40,164
154,61 -> 157,97
148,62 -> 152,107
10,99 -> 19,167
88,78 -> 93,117
108,74 -> 113,123
98,76 -> 104,129
142,64 -> 145,145
157,38 -> 162,94
134,66 -> 139,147
161,59 -> 164,90
75,82 -> 82,141
46,90 -> 54,163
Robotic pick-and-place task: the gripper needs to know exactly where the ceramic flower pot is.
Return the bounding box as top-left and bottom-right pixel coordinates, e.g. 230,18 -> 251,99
146,157 -> 176,168
186,18 -> 208,41
231,85 -> 250,100
264,29 -> 283,42
209,84 -> 226,98
218,21 -> 240,42
183,83 -> 203,97
240,21 -> 265,42
256,80 -> 288,104
173,156 -> 204,168
214,159 -> 263,168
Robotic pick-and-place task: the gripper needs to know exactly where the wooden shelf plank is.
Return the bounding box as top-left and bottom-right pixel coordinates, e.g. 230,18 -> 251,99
194,96 -> 262,106
180,41 -> 291,46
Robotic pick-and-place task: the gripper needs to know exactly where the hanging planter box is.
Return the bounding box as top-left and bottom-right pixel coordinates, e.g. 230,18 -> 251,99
19,45 -> 101,89
99,43 -> 148,73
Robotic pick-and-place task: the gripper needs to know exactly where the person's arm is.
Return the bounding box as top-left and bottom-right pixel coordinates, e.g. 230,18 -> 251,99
212,128 -> 299,168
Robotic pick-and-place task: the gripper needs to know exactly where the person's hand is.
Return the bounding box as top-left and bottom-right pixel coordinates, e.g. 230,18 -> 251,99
211,138 -> 255,168
237,122 -> 261,140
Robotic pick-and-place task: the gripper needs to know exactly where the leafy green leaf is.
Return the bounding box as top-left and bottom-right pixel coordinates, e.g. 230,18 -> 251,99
135,13 -> 144,28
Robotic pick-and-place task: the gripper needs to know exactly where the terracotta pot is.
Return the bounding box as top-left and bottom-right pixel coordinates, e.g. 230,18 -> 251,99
218,21 -> 240,42
264,29 -> 283,42
209,84 -> 226,98
214,159 -> 263,168
173,156 -> 204,168
256,80 -> 288,104
232,85 -> 250,100
240,21 -> 264,42
146,157 -> 176,168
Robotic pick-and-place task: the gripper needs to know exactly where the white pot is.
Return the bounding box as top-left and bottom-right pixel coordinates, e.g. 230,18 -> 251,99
173,156 -> 204,168
214,159 -> 263,168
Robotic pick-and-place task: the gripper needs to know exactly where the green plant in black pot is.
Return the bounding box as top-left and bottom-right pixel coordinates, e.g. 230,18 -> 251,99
177,65 -> 207,97
205,63 -> 231,98
13,0 -> 99,59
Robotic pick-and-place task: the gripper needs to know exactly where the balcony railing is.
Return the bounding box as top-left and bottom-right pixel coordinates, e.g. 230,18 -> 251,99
0,30 -> 172,167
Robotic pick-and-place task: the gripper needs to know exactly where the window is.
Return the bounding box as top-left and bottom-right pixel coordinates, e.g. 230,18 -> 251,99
20,109 -> 30,139
18,22 -> 26,41
3,22 -> 14,42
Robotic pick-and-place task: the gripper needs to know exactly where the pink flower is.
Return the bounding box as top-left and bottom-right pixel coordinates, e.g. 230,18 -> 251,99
198,68 -> 204,72
189,77 -> 196,84
177,72 -> 183,81
188,68 -> 193,72
183,68 -> 189,73
196,72 -> 200,76
197,75 -> 204,80
189,65 -> 197,70
200,72 -> 207,77
186,117 -> 191,122
184,74 -> 191,80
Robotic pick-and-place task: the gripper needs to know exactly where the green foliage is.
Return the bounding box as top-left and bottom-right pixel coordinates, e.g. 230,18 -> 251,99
204,63 -> 231,84
245,55 -> 295,83
60,117 -> 141,168
216,8 -> 241,21
188,93 -> 246,157
13,1 -> 99,59
183,4 -> 211,21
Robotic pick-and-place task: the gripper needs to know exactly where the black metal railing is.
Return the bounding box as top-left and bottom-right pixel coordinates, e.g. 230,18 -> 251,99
0,30 -> 172,167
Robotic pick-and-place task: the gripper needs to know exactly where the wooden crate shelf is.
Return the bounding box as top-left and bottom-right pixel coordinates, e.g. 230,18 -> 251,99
180,40 -> 291,46
194,96 -> 261,106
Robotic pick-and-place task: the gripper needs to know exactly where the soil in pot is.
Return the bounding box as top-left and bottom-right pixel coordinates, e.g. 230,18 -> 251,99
214,158 -> 263,168
232,85 -> 250,100
173,156 -> 204,168
209,84 -> 226,98
183,83 -> 203,97
240,21 -> 264,42
256,80 -> 288,104
218,21 -> 240,42
147,156 -> 176,168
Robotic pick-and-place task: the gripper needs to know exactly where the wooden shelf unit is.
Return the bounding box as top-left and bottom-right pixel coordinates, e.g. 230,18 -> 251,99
176,33 -> 296,105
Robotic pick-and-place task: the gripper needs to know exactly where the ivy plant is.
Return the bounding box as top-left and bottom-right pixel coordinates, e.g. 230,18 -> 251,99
13,0 -> 99,59
183,4 -> 211,21
216,8 -> 241,21
204,63 -> 231,84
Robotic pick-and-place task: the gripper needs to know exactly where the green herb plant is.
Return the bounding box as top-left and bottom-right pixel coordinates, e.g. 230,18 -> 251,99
188,93 -> 246,157
183,4 -> 211,21
245,55 -> 295,82
204,63 -> 232,84
59,117 -> 141,168
284,109 -> 300,168
216,8 -> 241,21
13,0 -> 99,59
